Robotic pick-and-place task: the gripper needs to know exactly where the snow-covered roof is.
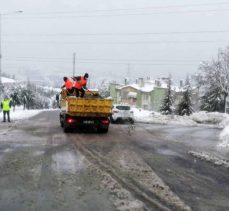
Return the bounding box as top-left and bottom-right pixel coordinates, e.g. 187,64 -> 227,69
117,84 -> 140,90
127,92 -> 137,98
140,84 -> 155,92
116,78 -> 197,93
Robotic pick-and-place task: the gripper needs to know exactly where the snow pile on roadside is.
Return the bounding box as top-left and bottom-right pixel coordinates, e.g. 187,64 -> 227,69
0,107 -> 44,121
189,151 -> 229,168
132,108 -> 227,127
191,111 -> 226,126
219,125 -> 229,148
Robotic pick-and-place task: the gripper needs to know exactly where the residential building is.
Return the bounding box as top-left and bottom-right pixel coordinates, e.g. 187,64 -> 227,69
109,77 -> 199,112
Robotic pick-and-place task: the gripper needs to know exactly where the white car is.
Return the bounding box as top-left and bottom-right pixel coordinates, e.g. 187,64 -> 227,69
110,105 -> 134,123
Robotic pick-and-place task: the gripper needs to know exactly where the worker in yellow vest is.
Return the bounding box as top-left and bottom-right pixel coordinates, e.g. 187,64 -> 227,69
1,96 -> 12,122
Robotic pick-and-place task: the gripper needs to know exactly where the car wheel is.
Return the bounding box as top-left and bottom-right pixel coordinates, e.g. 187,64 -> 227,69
129,118 -> 134,124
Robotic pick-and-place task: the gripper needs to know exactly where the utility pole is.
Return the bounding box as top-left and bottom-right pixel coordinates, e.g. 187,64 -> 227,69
73,52 -> 76,77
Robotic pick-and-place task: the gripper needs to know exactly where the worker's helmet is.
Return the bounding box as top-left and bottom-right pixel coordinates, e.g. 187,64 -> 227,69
84,73 -> 89,78
63,76 -> 68,81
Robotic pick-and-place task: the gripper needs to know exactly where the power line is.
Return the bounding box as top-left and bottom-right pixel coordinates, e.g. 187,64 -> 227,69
4,30 -> 229,37
4,8 -> 229,20
4,56 -> 202,62
3,40 -> 229,44
5,2 -> 229,15
3,57 -> 201,66
3,58 -> 197,66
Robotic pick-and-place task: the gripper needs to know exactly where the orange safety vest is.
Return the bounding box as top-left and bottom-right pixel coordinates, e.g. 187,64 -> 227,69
65,79 -> 73,89
75,76 -> 87,89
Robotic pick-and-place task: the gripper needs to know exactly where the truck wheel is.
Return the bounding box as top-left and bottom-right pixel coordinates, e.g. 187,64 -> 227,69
60,114 -> 64,127
64,127 -> 70,133
98,128 -> 108,133
63,123 -> 70,133
129,118 -> 134,124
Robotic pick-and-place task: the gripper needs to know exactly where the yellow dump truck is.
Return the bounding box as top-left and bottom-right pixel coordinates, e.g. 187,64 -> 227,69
58,89 -> 112,133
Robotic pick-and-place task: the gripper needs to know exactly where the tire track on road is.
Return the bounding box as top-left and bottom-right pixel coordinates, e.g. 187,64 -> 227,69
70,134 -> 191,211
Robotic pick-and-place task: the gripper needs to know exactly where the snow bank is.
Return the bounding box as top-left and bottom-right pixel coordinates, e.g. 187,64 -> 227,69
132,108 -> 228,127
219,126 -> 229,148
189,151 -> 229,168
191,111 -> 226,126
0,106 -> 44,121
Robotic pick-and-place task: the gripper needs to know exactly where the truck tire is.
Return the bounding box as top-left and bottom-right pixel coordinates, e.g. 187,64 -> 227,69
98,127 -> 108,133
63,116 -> 71,133
60,120 -> 64,128
60,114 -> 64,127
63,124 -> 70,133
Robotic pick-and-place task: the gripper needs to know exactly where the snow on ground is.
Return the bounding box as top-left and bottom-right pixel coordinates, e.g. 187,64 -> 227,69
219,126 -> 229,148
189,151 -> 229,169
0,107 -> 44,122
132,108 -> 229,149
132,108 -> 228,127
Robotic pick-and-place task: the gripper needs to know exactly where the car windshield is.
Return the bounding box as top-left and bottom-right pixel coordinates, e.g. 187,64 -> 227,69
116,106 -> 130,110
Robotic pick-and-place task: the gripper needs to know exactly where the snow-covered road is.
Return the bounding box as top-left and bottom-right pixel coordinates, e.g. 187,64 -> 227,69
0,110 -> 229,210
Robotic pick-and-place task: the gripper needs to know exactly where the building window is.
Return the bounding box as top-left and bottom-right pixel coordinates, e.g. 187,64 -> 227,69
142,94 -> 150,102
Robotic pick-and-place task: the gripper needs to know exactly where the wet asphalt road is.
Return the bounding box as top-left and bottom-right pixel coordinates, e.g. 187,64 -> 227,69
0,110 -> 228,211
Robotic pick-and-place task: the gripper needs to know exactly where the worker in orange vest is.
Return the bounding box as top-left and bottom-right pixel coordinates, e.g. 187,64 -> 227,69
73,73 -> 89,98
61,76 -> 73,95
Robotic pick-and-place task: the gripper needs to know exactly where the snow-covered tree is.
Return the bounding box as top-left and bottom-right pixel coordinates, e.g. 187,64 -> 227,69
200,86 -> 224,112
199,46 -> 229,112
98,79 -> 110,98
176,76 -> 193,116
9,86 -> 22,111
20,88 -> 36,110
160,76 -> 174,115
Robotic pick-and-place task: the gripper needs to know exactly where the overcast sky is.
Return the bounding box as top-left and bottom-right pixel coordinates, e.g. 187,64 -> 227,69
1,0 -> 229,84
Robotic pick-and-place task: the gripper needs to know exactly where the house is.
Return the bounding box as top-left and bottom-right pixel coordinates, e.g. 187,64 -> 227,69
109,78 -> 168,111
109,77 -> 199,112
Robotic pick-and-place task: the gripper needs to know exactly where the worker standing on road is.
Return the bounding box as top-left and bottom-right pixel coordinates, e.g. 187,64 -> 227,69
61,76 -> 74,96
73,73 -> 89,98
1,96 -> 12,122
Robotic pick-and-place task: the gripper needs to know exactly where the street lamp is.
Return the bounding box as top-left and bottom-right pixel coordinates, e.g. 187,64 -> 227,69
0,10 -> 23,85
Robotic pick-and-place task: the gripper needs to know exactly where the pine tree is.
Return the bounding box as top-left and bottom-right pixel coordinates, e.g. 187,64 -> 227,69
10,86 -> 22,110
176,77 -> 193,116
160,77 -> 173,115
200,86 -> 224,112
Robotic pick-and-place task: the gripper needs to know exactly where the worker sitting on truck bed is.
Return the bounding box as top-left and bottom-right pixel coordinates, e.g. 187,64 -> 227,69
73,73 -> 89,98
61,76 -> 74,96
